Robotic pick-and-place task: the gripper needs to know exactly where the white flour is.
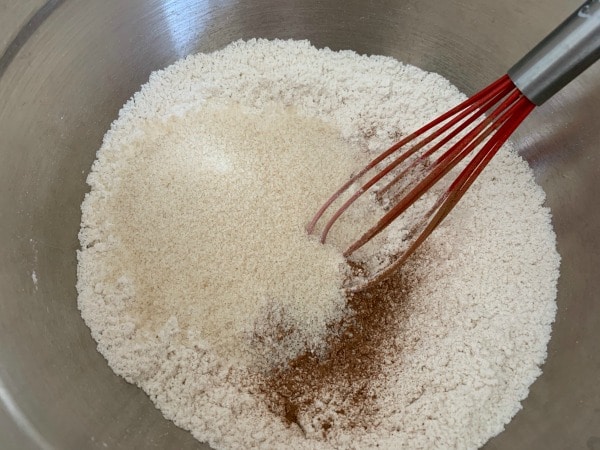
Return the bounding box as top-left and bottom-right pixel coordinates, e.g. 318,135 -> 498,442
77,39 -> 560,449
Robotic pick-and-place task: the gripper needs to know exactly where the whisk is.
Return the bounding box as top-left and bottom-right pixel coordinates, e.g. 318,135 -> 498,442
308,0 -> 600,290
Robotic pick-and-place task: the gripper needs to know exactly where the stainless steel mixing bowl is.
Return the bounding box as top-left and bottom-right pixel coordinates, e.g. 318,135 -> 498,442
0,1 -> 599,449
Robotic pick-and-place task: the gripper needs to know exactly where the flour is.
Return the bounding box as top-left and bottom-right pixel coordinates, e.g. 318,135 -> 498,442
77,39 -> 560,449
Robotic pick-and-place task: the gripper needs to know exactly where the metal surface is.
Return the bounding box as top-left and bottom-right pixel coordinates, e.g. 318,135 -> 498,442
508,0 -> 600,105
0,1 -> 598,449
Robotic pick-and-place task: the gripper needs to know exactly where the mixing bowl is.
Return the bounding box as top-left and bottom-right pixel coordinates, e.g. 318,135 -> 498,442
1,0 -> 599,449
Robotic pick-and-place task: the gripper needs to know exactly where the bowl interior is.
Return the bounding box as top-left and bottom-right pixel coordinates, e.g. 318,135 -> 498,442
1,1 -> 599,449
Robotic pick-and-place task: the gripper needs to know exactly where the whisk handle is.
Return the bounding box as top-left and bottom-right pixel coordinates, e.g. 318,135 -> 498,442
508,0 -> 600,105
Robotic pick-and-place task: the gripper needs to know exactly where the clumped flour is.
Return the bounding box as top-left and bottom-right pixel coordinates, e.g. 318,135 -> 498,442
77,39 -> 560,449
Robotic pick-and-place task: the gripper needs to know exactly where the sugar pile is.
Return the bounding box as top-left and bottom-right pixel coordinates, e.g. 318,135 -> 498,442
77,39 -> 560,449
79,103 -> 375,369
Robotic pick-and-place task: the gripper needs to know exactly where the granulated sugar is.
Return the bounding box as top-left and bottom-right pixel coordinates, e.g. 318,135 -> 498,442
77,39 -> 560,449
80,103 -> 373,369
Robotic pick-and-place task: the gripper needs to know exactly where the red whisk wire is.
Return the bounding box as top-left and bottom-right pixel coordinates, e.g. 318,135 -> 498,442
305,75 -> 514,235
359,96 -> 535,286
375,82 -> 516,199
308,75 -> 536,288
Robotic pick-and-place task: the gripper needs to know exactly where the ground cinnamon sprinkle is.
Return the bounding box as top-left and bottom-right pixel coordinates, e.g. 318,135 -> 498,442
257,266 -> 413,435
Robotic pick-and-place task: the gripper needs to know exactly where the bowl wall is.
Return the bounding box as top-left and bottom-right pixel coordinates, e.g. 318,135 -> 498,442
0,1 -> 599,449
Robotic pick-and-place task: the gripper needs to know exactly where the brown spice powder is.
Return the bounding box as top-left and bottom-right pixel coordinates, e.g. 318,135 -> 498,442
256,267 -> 412,435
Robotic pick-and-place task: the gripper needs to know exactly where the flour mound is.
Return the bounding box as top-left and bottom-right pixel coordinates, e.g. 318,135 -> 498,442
77,39 -> 560,449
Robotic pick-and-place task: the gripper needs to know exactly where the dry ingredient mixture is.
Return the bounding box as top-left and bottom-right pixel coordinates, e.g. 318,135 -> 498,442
77,39 -> 560,449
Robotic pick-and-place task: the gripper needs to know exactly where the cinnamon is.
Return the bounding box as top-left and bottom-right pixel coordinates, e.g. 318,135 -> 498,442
257,268 -> 412,435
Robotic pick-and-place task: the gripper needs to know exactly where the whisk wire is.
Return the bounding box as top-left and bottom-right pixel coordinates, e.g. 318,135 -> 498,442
356,95 -> 535,286
309,74 -> 536,288
306,75 -> 514,236
374,82 -> 518,200
344,88 -> 527,255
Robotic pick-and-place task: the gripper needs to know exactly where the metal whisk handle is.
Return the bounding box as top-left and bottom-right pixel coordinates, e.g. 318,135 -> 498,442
508,0 -> 600,105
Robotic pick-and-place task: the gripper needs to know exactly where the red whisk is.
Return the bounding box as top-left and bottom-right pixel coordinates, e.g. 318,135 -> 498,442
308,0 -> 600,290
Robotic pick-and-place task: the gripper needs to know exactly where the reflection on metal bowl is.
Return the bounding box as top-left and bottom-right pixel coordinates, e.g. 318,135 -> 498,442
0,1 -> 598,449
